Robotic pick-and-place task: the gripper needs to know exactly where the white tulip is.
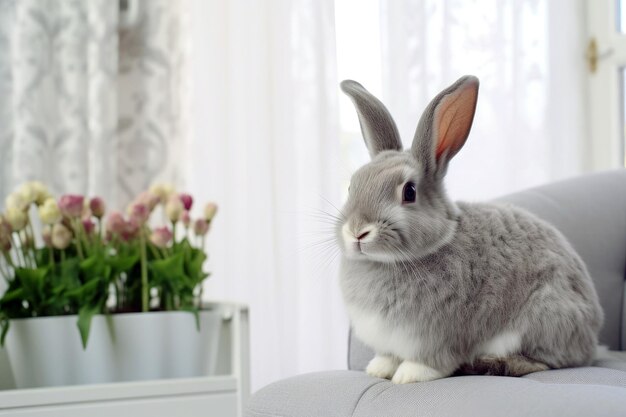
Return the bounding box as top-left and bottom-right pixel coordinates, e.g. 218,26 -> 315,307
5,207 -> 27,231
38,198 -> 61,225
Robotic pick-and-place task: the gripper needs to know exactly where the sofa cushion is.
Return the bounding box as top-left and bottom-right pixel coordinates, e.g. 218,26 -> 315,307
246,368 -> 626,417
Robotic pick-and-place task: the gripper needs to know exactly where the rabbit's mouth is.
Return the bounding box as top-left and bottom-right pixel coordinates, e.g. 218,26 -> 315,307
353,241 -> 369,256
341,222 -> 380,257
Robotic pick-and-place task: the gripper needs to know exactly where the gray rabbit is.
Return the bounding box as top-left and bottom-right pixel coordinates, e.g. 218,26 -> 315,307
337,75 -> 603,384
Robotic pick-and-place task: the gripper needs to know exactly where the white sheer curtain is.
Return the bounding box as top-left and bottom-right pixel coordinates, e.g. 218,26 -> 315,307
187,0 -> 588,392
187,0 -> 348,391
379,0 -> 588,200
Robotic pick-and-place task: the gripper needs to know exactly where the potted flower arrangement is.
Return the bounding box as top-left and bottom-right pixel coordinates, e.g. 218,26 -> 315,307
0,182 -> 220,388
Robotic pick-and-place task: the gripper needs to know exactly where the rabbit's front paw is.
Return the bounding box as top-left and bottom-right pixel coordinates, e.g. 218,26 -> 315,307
366,355 -> 400,379
391,360 -> 446,384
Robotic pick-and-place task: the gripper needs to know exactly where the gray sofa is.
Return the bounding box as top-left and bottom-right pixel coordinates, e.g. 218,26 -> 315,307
246,170 -> 626,417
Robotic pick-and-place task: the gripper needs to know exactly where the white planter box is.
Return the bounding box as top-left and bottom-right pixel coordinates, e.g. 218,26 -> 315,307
6,310 -> 222,389
0,302 -> 250,417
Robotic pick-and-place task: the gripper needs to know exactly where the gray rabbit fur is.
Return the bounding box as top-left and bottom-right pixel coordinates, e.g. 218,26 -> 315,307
337,75 -> 603,384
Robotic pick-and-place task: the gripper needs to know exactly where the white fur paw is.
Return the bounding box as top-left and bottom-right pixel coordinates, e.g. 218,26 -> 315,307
366,355 -> 400,379
391,360 -> 447,384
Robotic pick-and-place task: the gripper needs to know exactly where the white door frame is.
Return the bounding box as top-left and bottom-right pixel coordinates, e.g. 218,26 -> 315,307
586,0 -> 626,169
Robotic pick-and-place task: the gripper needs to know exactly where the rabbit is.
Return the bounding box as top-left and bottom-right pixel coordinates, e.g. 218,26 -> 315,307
336,75 -> 604,384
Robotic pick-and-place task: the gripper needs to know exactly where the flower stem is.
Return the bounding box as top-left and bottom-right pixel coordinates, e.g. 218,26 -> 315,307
71,219 -> 85,260
78,219 -> 91,257
97,218 -> 104,253
140,232 -> 149,312
147,242 -> 163,260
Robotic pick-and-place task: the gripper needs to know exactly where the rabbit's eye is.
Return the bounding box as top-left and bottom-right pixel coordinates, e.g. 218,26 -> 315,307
402,182 -> 416,203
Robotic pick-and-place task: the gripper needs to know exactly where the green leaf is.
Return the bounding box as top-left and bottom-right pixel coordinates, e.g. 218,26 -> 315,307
0,314 -> 9,346
0,288 -> 24,305
14,267 -> 49,308
108,254 -> 140,273
79,256 -> 100,274
77,303 -> 101,349
150,253 -> 185,279
180,305 -> 200,331
65,277 -> 101,299
186,249 -> 207,282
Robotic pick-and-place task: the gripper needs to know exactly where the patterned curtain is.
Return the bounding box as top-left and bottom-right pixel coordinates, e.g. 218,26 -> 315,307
0,0 -> 187,210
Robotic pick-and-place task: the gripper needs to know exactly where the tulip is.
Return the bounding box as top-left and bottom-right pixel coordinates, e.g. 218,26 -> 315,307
181,210 -> 191,228
150,226 -> 173,248
179,193 -> 193,211
204,202 -> 218,221
135,191 -> 159,211
82,218 -> 96,235
31,181 -> 51,205
106,211 -> 126,235
129,203 -> 150,225
51,223 -> 72,250
58,195 -> 84,218
149,183 -> 176,203
5,207 -> 27,231
165,196 -> 184,223
17,182 -> 37,205
193,218 -> 209,237
5,192 -> 28,212
38,198 -> 61,225
89,197 -> 105,219
42,225 -> 52,247
120,219 -> 140,241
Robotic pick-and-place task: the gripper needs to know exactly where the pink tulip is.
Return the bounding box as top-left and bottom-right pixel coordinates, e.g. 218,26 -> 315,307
129,203 -> 150,225
82,218 -> 96,235
135,191 -> 159,211
193,218 -> 209,237
120,219 -> 140,241
106,211 -> 126,235
181,210 -> 191,228
150,226 -> 173,248
58,195 -> 84,218
179,193 -> 193,211
89,197 -> 106,218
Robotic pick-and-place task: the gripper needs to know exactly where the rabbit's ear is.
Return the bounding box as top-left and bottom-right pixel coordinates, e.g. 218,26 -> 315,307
412,75 -> 479,179
341,80 -> 403,158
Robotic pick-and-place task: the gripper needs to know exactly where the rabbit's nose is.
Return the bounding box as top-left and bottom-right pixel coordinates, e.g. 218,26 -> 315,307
355,224 -> 377,242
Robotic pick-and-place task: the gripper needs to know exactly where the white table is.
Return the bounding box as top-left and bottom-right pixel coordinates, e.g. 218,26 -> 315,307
0,302 -> 249,417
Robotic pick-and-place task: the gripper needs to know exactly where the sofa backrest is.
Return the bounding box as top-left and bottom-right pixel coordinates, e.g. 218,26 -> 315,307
348,170 -> 626,370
